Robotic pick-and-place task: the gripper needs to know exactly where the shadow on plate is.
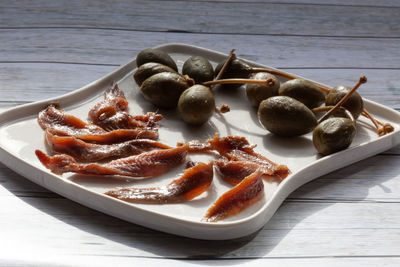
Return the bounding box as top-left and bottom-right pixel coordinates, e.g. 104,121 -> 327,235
2,147 -> 397,263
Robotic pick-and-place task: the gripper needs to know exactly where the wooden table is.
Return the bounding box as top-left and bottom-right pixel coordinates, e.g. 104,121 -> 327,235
1,1 -> 400,266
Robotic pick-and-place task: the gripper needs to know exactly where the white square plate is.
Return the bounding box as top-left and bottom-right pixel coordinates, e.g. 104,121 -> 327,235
0,43 -> 399,240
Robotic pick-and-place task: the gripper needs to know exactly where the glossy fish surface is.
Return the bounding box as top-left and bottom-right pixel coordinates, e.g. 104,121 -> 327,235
182,134 -> 290,180
38,105 -> 106,136
35,144 -> 188,178
45,130 -> 171,162
214,160 -> 258,185
88,82 -> 162,131
105,162 -> 213,203
38,105 -> 159,143
203,169 -> 264,222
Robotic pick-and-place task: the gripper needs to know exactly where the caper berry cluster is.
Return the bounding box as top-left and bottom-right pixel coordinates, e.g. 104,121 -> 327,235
134,48 -> 278,125
133,48 -> 393,156
257,77 -> 368,155
134,48 -> 216,125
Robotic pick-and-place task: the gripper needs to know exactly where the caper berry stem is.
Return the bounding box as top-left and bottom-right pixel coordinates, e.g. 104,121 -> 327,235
312,105 -> 355,124
215,104 -> 230,114
203,78 -> 275,86
318,76 -> 367,124
251,67 -> 332,92
371,115 -> 395,133
249,66 -> 394,135
361,109 -> 380,129
362,110 -> 391,129
182,75 -> 195,86
250,67 -> 296,80
362,109 -> 394,136
214,49 -> 236,82
217,50 -> 393,136
212,49 -> 236,115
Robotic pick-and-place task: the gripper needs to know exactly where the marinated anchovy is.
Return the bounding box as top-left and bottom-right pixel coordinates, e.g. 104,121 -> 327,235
73,128 -> 159,144
179,139 -> 213,153
105,162 -> 213,203
221,149 -> 289,180
39,106 -> 158,143
211,135 -> 289,180
203,169 -> 264,222
35,144 -> 188,178
214,160 -> 258,185
45,130 -> 171,162
88,82 -> 163,131
182,134 -> 290,180
182,134 -> 289,221
38,105 -> 106,136
90,111 -> 162,131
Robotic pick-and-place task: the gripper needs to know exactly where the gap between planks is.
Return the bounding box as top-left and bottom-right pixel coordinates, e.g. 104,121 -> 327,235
2,26 -> 400,39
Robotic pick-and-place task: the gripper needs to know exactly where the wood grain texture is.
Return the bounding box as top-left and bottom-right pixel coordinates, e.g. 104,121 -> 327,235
175,0 -> 400,7
2,257 -> 400,267
2,1 -> 400,37
2,28 -> 400,68
1,180 -> 400,259
1,0 -> 400,265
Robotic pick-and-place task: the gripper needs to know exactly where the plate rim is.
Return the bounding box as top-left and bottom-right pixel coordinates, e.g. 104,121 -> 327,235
0,43 -> 399,240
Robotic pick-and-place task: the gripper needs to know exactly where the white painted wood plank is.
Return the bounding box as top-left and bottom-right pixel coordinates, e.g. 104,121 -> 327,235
1,0 -> 399,264
1,29 -> 399,69
187,0 -> 400,8
1,193 -> 400,258
1,255 -> 400,267
0,63 -> 115,102
2,1 -> 400,37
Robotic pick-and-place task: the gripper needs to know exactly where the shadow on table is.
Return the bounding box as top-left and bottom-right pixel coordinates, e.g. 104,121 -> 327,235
1,150 -> 397,264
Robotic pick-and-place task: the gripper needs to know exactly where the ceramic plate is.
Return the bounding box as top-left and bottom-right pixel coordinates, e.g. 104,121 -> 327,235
0,43 -> 399,240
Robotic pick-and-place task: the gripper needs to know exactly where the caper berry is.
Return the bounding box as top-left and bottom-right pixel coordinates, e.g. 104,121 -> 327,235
258,96 -> 318,137
178,85 -> 215,125
140,72 -> 192,109
313,117 -> 356,155
136,48 -> 178,72
182,56 -> 214,84
279,79 -> 326,109
214,58 -> 251,89
325,85 -> 364,119
134,62 -> 177,86
246,72 -> 280,107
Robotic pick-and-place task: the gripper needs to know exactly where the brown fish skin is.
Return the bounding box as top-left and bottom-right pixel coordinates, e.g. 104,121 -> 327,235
214,160 -> 258,185
209,134 -> 290,180
35,144 -> 189,178
203,169 -> 264,222
38,105 -> 105,136
178,134 -> 255,154
88,82 -> 129,125
93,112 -> 163,132
207,134 -> 256,155
183,134 -> 290,180
222,150 -> 290,180
88,82 -> 163,131
72,128 -> 159,144
177,139 -> 214,153
105,162 -> 213,203
39,105 -> 159,142
39,105 -> 159,143
45,130 -> 171,162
